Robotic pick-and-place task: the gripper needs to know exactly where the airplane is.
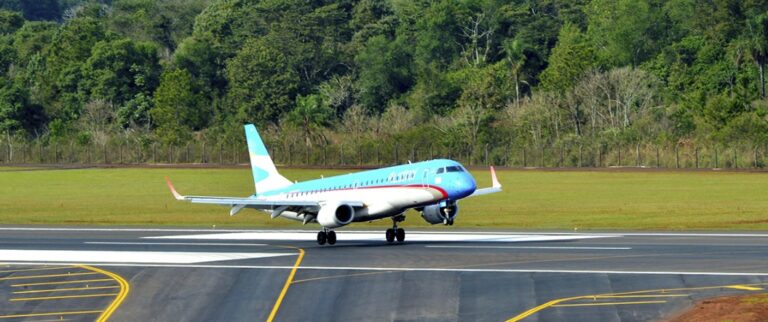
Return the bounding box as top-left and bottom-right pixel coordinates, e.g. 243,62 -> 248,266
165,124 -> 502,245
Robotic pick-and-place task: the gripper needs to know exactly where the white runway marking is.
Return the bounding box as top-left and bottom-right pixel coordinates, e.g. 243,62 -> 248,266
147,232 -> 616,243
1,227 -> 768,238
0,249 -> 293,264
84,242 -> 267,247
425,245 -> 632,250
0,261 -> 766,276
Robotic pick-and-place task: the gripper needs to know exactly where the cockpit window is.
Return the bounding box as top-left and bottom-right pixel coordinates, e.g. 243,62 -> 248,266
436,167 -> 445,174
446,166 -> 464,172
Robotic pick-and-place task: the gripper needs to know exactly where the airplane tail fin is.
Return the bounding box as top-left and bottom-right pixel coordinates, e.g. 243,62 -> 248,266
244,124 -> 292,194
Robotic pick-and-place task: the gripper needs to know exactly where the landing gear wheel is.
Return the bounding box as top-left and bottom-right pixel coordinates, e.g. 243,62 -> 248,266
396,228 -> 405,242
385,228 -> 395,243
327,230 -> 337,245
317,231 -> 327,245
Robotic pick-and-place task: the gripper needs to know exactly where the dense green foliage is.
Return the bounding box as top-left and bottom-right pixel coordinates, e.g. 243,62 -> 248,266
2,0 -> 768,163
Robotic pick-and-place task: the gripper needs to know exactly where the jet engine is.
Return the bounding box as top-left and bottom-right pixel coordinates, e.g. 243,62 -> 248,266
317,202 -> 355,228
421,202 -> 458,225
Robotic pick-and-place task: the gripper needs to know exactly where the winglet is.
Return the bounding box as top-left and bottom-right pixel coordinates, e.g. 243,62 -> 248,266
164,177 -> 185,200
490,166 -> 501,188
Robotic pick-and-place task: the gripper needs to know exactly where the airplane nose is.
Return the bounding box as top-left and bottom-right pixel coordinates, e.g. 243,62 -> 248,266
453,175 -> 477,198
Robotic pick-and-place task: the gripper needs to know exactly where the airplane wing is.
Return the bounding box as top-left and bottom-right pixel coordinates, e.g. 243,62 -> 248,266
469,166 -> 502,197
165,177 -> 363,215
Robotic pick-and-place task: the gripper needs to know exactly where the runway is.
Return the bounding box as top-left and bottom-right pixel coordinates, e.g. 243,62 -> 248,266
0,228 -> 766,321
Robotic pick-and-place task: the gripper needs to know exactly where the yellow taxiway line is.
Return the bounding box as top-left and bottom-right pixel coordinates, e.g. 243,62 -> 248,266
0,266 -> 76,274
506,282 -> 768,321
14,285 -> 120,294
552,300 -> 667,307
11,293 -> 119,302
0,272 -> 98,281
266,246 -> 305,322
0,310 -> 102,319
79,265 -> 130,322
12,278 -> 114,287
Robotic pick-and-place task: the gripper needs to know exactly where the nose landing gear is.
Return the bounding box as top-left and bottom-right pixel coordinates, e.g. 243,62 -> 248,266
317,229 -> 336,245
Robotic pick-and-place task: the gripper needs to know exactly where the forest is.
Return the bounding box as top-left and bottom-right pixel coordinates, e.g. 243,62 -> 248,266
1,0 -> 768,167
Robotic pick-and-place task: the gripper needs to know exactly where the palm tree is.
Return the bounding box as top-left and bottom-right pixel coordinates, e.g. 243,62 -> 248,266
502,37 -> 527,107
287,94 -> 332,147
747,14 -> 768,99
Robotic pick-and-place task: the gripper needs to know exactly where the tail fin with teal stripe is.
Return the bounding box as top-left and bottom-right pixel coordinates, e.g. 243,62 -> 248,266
244,124 -> 292,194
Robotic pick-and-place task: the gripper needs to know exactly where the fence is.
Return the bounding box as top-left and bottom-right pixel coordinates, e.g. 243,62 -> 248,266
0,140 -> 766,169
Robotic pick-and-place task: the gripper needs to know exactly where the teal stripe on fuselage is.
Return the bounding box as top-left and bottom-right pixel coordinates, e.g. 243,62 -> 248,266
256,159 -> 461,198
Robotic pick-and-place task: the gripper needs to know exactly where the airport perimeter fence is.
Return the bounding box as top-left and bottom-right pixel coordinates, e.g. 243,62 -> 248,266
1,139 -> 768,170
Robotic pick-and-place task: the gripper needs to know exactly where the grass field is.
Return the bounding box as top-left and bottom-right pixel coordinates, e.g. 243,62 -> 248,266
1,166 -> 768,230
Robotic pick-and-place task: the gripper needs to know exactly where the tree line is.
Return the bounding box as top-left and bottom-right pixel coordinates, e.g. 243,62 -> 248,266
1,0 -> 768,166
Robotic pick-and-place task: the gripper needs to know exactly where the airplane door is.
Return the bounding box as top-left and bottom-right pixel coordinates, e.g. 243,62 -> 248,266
422,168 -> 431,187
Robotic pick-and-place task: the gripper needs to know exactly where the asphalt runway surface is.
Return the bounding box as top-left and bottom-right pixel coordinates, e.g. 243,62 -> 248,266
0,227 -> 766,322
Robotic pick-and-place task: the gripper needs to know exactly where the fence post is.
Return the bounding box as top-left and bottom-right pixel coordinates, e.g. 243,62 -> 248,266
714,147 -> 718,168
597,147 -> 601,167
635,144 -> 640,166
394,144 -> 398,165
656,146 -> 660,168
695,147 -> 699,168
559,145 -> 564,167
523,148 -> 527,167
617,147 -> 621,166
675,145 -> 679,169
578,145 -> 582,168
734,151 -> 738,169
754,147 -> 758,168
119,144 -> 123,164
485,144 -> 489,166
202,142 -> 206,163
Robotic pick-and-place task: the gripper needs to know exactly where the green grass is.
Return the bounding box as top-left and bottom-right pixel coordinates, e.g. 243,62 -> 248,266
1,167 -> 768,229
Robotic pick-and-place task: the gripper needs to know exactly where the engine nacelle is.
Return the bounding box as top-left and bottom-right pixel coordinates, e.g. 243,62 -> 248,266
317,202 -> 355,228
421,202 -> 459,225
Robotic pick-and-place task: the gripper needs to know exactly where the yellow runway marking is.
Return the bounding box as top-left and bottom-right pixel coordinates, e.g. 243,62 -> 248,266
0,310 -> 102,319
14,285 -> 120,294
552,300 -> 667,307
292,270 -> 397,284
0,266 -> 76,274
726,285 -> 764,291
12,278 -> 113,287
79,265 -> 130,322
11,292 -> 119,301
267,246 -> 305,322
0,272 -> 97,281
506,282 -> 768,321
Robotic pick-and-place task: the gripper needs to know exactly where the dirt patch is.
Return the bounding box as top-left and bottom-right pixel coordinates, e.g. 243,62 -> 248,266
668,293 -> 768,322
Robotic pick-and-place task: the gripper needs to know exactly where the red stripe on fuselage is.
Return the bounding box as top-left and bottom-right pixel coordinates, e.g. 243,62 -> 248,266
291,184 -> 448,199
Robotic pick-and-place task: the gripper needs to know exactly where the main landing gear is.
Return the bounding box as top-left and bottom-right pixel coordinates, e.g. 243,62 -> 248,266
317,229 -> 336,246
386,215 -> 406,243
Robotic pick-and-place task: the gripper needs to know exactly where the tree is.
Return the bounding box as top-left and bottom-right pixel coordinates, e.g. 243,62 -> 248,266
80,38 -> 161,128
151,69 -> 205,145
225,38 -> 299,124
586,0 -> 652,67
287,94 -> 332,147
0,10 -> 24,35
745,13 -> 768,98
355,35 -> 412,112
540,23 -> 594,92
502,37 -> 527,107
